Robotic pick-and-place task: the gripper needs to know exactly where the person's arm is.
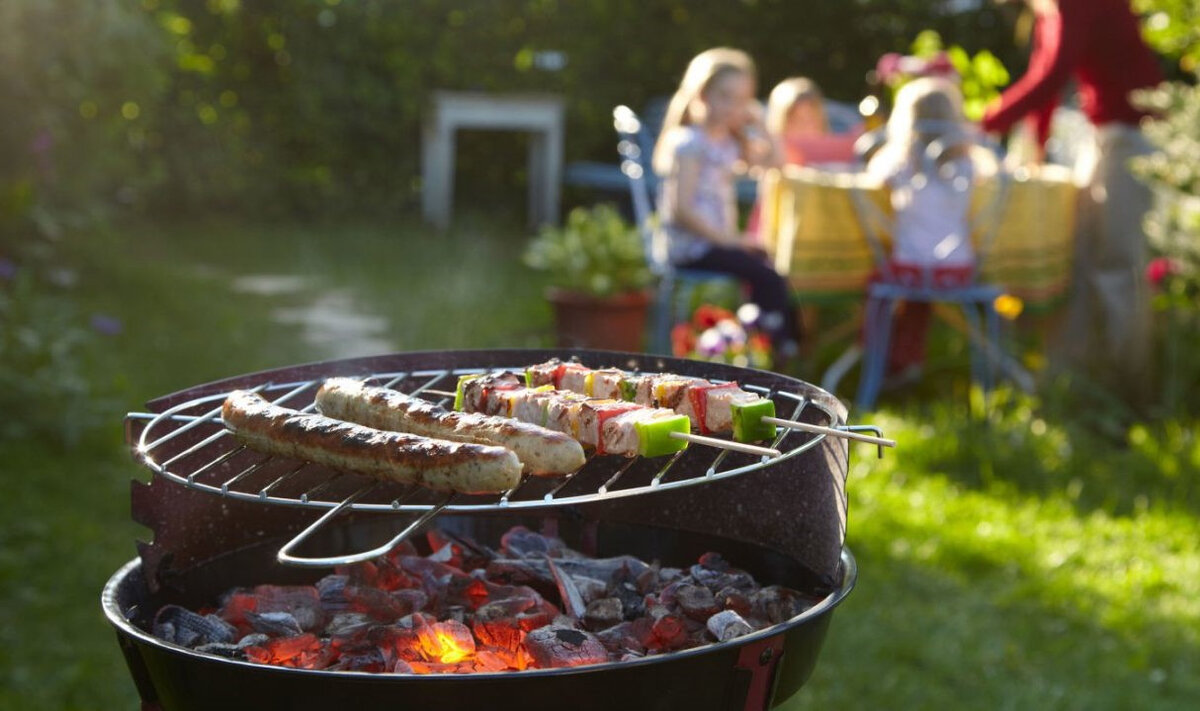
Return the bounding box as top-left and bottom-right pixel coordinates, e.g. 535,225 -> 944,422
981,1 -> 1089,139
735,100 -> 783,172
669,151 -> 742,247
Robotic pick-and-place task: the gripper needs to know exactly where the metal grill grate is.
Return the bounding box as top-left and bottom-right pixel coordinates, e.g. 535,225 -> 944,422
130,364 -> 870,566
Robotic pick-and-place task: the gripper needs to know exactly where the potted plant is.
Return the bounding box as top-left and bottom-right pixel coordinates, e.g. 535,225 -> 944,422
524,203 -> 655,351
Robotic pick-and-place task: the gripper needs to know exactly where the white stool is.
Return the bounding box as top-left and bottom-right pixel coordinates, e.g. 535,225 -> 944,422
421,91 -> 565,229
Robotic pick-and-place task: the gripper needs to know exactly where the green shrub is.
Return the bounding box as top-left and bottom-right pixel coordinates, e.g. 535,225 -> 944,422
523,203 -> 653,297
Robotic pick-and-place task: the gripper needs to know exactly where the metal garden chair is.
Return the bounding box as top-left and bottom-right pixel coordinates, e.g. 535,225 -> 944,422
851,125 -> 1013,410
613,105 -> 739,355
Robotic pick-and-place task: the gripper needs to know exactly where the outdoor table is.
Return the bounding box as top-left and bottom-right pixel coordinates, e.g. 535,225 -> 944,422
759,164 -> 1079,311
758,164 -> 1079,392
421,91 -> 565,229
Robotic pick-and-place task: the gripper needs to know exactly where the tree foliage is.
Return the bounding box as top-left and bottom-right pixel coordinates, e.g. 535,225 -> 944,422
2,1 -> 1020,218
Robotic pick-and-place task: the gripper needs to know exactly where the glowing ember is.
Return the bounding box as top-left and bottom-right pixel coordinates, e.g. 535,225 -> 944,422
149,527 -> 825,674
416,621 -> 475,664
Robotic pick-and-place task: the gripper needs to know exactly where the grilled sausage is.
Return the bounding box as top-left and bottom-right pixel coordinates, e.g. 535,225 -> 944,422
221,390 -> 521,494
314,378 -> 586,476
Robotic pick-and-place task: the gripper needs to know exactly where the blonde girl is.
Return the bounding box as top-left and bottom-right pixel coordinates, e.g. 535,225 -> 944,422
652,48 -> 799,355
865,76 -> 981,374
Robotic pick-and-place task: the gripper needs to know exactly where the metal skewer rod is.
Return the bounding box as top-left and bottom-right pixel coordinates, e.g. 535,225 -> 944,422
427,389 -> 783,456
422,388 -> 458,399
670,431 -> 781,458
762,416 -> 896,448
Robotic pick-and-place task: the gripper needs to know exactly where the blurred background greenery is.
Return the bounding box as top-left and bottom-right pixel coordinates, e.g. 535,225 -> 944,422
1,1 -> 1199,709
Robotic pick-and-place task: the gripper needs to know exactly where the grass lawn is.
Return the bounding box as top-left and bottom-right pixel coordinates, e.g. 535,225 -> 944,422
1,213 -> 1197,709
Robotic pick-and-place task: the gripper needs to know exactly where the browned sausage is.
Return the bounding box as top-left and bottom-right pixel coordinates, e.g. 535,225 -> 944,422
315,378 -> 585,476
221,390 -> 521,494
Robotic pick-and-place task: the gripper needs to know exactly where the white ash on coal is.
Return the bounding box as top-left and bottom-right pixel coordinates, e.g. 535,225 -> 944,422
145,526 -> 828,674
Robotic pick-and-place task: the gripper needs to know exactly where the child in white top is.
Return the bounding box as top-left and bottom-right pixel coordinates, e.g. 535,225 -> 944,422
652,48 -> 800,356
864,77 -> 983,373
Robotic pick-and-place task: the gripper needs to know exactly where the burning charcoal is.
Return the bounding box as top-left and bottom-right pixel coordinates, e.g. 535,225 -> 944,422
697,551 -> 731,572
432,529 -> 497,572
659,567 -> 685,585
381,539 -> 420,566
412,617 -> 475,665
237,632 -> 270,648
644,599 -> 671,622
395,555 -> 470,588
243,633 -> 324,667
153,605 -> 237,647
515,600 -> 559,632
393,659 -> 416,674
583,598 -> 624,631
690,560 -> 755,593
249,585 -> 325,632
472,618 -> 525,655
472,649 -> 514,672
706,610 -> 755,642
407,661 -> 457,674
336,560 -> 382,587
369,621 -> 422,662
571,575 -> 607,604
427,541 -> 463,569
500,525 -> 576,559
715,586 -> 753,617
217,591 -> 258,630
656,580 -> 682,608
315,575 -> 350,612
635,564 -> 661,595
607,571 -> 646,621
392,587 -> 429,615
546,556 -> 587,619
344,585 -> 411,622
245,610 -> 303,637
436,575 -> 490,611
649,613 -> 689,652
194,642 -> 245,660
596,618 -> 653,655
329,643 -> 394,673
325,612 -> 375,641
372,560 -> 417,592
475,595 -> 538,621
675,584 -> 720,622
484,559 -> 550,591
487,556 -> 650,590
523,625 -> 608,668
752,586 -> 812,625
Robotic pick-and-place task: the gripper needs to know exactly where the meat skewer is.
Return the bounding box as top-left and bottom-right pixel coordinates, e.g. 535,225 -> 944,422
314,378 -> 586,476
526,360 -> 778,442
525,359 -> 896,450
221,390 -> 522,494
455,373 -> 780,459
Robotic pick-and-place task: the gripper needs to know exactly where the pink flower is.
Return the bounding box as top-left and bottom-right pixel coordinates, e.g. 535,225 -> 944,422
1146,257 -> 1181,288
875,53 -> 903,82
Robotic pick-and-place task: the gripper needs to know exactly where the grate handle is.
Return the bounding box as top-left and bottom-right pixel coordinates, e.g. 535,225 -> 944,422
275,488 -> 454,568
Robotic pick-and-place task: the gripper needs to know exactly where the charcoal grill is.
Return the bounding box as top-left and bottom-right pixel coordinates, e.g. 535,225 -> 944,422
104,349 -> 878,710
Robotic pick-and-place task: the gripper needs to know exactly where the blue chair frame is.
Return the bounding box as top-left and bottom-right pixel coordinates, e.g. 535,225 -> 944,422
850,127 -> 1012,410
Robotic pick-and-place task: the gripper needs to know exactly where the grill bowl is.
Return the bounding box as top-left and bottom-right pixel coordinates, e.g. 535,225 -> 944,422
104,514 -> 855,711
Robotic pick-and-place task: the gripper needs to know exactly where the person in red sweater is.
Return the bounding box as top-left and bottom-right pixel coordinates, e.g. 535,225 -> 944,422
981,0 -> 1162,401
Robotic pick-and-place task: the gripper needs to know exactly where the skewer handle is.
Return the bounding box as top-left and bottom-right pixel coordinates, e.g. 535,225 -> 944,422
670,431 -> 781,458
762,416 -> 896,448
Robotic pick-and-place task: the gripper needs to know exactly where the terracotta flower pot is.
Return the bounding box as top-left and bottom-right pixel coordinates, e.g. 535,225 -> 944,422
546,287 -> 651,352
